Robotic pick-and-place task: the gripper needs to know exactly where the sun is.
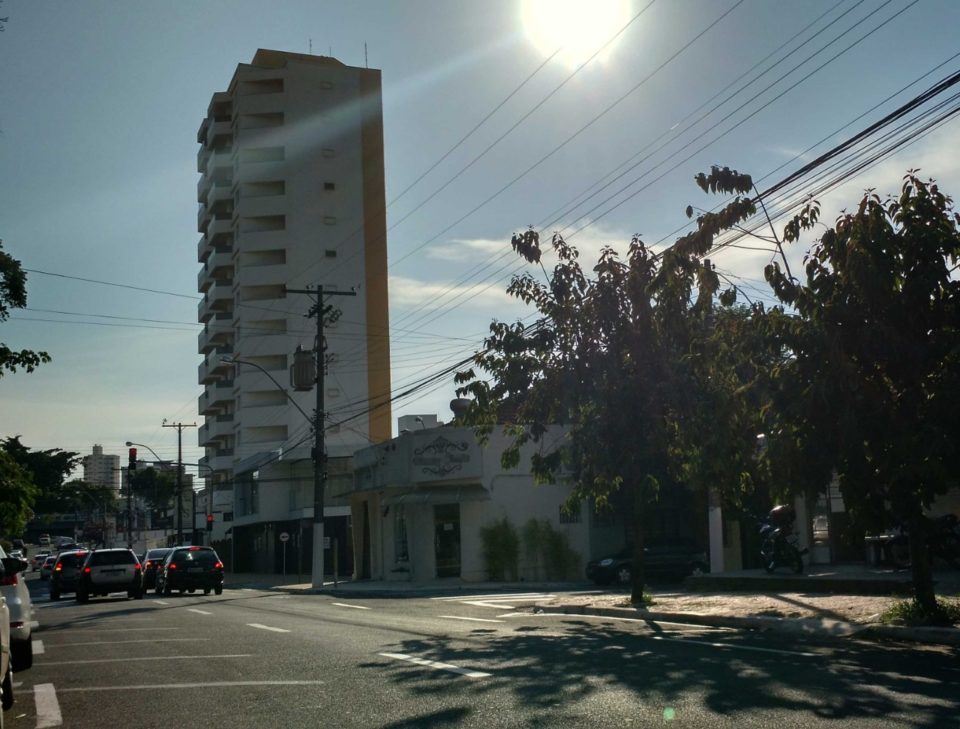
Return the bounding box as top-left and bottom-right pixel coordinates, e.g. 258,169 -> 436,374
521,0 -> 633,68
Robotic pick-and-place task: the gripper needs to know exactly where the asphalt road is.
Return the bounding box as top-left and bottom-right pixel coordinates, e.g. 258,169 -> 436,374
8,574 -> 960,728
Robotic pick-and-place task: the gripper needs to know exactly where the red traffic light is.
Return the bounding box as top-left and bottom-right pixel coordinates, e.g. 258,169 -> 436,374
128,447 -> 137,466
206,513 -> 214,531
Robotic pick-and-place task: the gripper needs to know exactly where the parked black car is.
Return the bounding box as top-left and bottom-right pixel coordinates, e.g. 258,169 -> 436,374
76,548 -> 143,602
586,539 -> 709,585
155,546 -> 224,596
140,548 -> 172,590
49,549 -> 90,600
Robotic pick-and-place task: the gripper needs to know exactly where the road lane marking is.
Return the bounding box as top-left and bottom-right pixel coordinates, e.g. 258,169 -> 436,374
439,615 -> 504,624
37,654 -> 252,666
431,593 -> 548,601
331,602 -> 371,610
57,680 -> 325,693
33,639 -> 45,655
154,600 -> 170,605
48,628 -> 176,633
247,623 -> 291,633
649,635 -> 818,657
379,652 -> 491,679
35,683 -> 62,728
187,608 -> 213,615
46,639 -> 208,647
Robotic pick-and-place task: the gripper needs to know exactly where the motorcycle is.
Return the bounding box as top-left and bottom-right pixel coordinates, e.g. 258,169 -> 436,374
757,505 -> 807,574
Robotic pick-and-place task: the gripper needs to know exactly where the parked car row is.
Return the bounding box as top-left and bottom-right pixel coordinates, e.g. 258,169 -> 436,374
0,544 -> 36,722
49,546 -> 225,603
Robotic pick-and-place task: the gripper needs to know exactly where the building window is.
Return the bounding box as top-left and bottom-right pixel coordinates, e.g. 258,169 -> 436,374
324,182 -> 335,191
559,502 -> 581,524
394,506 -> 409,562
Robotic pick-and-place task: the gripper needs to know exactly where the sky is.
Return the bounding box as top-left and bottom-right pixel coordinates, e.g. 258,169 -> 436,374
1,0 -> 959,475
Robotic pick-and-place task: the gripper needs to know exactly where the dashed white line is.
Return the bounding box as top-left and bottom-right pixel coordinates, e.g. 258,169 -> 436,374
187,608 -> 213,615
331,602 -> 371,610
649,635 -> 818,657
379,652 -> 491,679
246,623 -> 291,633
35,683 -> 62,728
153,600 -> 170,605
33,638 -> 45,655
46,638 -> 208,647
438,615 -> 504,624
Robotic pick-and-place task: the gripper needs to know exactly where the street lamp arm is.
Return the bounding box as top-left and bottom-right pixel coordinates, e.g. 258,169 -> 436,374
221,356 -> 314,426
125,441 -> 166,464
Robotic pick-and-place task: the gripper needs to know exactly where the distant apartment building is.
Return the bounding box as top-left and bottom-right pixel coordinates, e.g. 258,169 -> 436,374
82,445 -> 120,492
196,49 -> 392,573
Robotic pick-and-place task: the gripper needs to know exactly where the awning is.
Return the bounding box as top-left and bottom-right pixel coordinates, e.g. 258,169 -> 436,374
381,486 -> 490,506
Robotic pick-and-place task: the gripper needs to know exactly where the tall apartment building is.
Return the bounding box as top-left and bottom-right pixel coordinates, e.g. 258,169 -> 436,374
196,49 -> 391,574
82,445 -> 120,492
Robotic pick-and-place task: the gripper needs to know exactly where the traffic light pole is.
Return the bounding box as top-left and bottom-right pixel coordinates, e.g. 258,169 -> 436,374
287,285 -> 355,589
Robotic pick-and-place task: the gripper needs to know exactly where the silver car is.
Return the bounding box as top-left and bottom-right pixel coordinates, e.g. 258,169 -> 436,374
76,549 -> 143,602
0,545 -> 35,670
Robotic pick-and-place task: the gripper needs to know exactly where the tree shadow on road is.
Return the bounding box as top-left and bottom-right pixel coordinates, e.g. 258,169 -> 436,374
364,618 -> 960,727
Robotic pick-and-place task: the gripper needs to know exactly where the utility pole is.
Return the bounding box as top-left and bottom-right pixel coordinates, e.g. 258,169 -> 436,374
163,420 -> 197,545
127,448 -> 137,549
288,285 -> 355,588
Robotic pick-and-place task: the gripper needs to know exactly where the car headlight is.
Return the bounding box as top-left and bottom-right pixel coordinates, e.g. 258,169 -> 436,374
599,558 -> 613,566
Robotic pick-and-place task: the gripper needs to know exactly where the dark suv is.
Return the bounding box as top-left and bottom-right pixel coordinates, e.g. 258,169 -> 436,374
140,548 -> 172,591
49,549 -> 89,600
77,549 -> 143,602
155,546 -> 224,596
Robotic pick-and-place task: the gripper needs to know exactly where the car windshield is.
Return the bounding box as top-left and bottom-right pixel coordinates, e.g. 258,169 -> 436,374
89,551 -> 136,566
145,549 -> 171,561
57,553 -> 86,568
173,549 -> 219,566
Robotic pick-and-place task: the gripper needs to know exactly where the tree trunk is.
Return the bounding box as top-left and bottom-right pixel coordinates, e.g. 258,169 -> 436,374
630,492 -> 646,605
908,514 -> 938,617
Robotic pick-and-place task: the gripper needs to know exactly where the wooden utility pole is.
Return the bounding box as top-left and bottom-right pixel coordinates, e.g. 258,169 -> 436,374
163,420 -> 197,544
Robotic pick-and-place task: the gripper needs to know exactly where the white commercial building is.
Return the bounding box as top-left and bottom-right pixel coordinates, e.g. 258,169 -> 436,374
195,49 -> 392,575
82,445 -> 120,493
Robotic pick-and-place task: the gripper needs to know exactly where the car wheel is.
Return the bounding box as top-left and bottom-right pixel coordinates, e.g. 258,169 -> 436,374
203,588 -> 211,595
12,639 -> 33,672
1,661 -> 12,712
214,585 -> 223,596
616,566 -> 631,585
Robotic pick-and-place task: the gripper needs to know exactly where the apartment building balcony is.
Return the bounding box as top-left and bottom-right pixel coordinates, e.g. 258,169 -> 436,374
238,404 -> 289,430
209,120 -> 232,147
197,347 -> 234,385
236,229 -> 286,255
198,414 -> 235,448
205,215 -> 233,239
236,262 -> 287,288
234,93 -> 287,116
206,179 -> 233,208
197,248 -> 234,294
197,318 -> 233,354
235,161 -> 286,184
197,281 -> 233,323
207,448 -> 236,474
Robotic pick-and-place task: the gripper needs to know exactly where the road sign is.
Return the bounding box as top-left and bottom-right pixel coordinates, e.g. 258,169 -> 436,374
279,532 -> 290,543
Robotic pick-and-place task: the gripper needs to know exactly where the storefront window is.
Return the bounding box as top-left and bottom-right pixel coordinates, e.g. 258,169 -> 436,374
394,505 -> 409,562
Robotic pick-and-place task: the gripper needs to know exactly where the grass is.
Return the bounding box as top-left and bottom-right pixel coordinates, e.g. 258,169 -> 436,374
879,597 -> 960,627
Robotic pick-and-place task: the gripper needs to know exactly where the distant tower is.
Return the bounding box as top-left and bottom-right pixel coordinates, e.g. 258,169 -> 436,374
82,445 -> 120,493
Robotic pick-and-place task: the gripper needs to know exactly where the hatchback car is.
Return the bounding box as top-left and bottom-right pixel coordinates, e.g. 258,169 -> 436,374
140,548 -> 172,591
49,550 -> 90,601
155,546 -> 224,596
586,539 -> 709,585
39,555 -> 56,581
76,549 -> 143,602
30,552 -> 49,572
0,545 -> 35,670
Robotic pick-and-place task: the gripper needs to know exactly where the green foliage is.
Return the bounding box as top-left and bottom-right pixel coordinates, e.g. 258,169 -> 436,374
1,436 -> 79,514
521,519 -> 580,581
0,448 -> 36,535
478,517 -> 519,581
0,240 -> 50,378
880,598 -> 960,627
457,167 -> 765,601
131,467 -> 178,512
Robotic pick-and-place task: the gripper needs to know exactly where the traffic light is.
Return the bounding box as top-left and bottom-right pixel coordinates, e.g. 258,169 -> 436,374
128,447 -> 137,471
206,513 -> 214,532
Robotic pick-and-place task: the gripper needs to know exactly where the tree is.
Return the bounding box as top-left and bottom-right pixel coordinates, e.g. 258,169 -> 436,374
456,167 -> 763,603
130,467 -> 177,514
0,449 -> 37,535
762,172 -> 960,618
1,240 -> 50,378
1,437 -> 80,514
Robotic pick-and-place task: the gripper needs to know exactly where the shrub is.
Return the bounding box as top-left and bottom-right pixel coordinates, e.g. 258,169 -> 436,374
478,518 -> 519,581
880,598 -> 960,627
522,518 -> 580,580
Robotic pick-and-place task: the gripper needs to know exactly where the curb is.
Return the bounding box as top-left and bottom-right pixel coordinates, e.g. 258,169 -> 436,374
536,604 -> 960,647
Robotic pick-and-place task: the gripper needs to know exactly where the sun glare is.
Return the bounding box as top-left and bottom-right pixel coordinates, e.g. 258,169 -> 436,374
521,0 -> 633,68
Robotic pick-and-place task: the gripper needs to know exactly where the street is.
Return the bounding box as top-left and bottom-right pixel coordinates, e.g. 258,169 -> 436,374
10,574 -> 960,728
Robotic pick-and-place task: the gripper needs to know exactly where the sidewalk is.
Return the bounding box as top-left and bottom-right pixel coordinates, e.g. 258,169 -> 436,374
222,566 -> 960,647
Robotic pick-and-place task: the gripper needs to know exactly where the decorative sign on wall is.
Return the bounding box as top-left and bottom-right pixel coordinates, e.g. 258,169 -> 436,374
413,436 -> 471,476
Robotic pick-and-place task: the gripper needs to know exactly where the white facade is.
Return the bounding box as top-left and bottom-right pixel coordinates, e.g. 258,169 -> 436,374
196,50 -> 391,570
82,445 -> 120,492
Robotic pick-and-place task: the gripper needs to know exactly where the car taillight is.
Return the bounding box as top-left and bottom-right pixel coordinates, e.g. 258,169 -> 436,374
214,561 -> 223,570
135,563 -> 141,572
0,574 -> 17,587
55,564 -> 63,572
168,563 -> 177,570
145,560 -> 152,569
9,621 -> 23,629
83,566 -> 92,574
